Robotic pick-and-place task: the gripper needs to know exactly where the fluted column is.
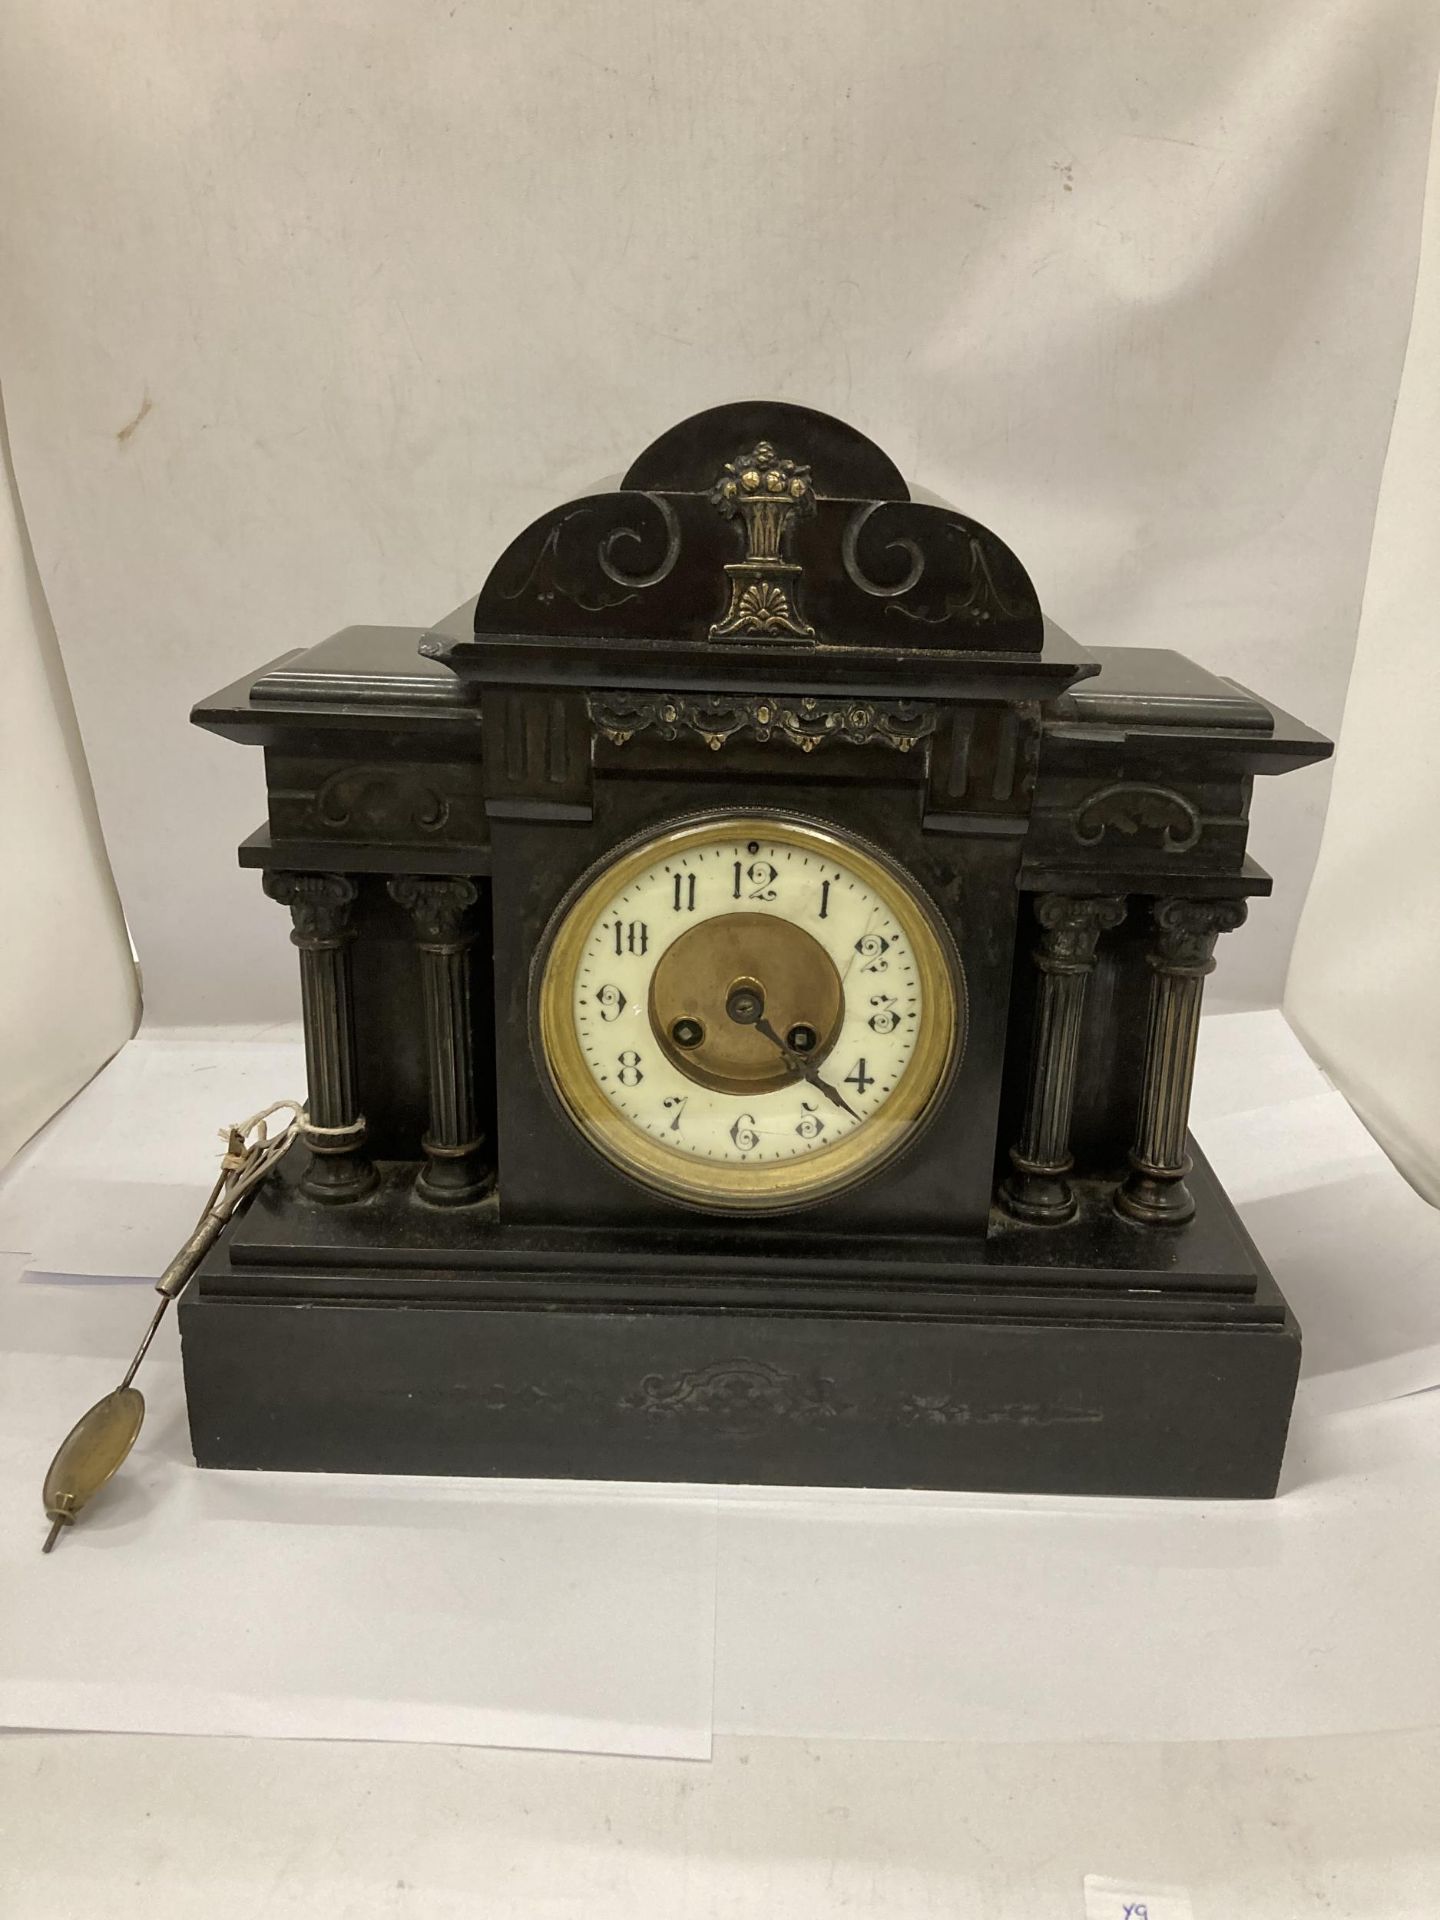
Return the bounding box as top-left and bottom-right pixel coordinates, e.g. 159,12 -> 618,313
1115,897 -> 1248,1225
999,894 -> 1126,1224
388,877 -> 490,1205
262,871 -> 376,1203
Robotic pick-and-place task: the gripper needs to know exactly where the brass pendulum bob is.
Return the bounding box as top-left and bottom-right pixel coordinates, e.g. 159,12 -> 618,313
39,1101 -> 303,1552
42,1385 -> 149,1552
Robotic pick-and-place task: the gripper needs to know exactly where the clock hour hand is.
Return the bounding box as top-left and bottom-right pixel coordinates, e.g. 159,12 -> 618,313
752,1014 -> 861,1122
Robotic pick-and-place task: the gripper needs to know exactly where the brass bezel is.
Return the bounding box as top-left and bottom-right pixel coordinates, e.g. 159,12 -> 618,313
535,812 -> 964,1212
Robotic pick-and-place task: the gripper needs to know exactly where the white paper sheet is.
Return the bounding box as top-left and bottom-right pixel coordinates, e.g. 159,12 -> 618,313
708,1389 -> 1440,1744
1191,1013 -> 1440,1413
1,1271 -> 716,1757
0,1027 -> 305,1274
1189,1005 -> 1339,1122
1084,1879 -> 1195,1920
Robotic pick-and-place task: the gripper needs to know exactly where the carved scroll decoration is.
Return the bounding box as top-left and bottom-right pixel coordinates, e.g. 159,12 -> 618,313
842,500 -> 1030,627
467,1364 -> 1103,1433
496,493 -> 681,613
312,766 -> 451,836
621,1359 -> 846,1434
840,500 -> 924,598
1072,782 -> 1202,853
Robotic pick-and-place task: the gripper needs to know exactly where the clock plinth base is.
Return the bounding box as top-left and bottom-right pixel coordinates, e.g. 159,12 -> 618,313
179,1141 -> 1300,1501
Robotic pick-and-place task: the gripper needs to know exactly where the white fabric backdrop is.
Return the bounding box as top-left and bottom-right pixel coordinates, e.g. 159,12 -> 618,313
1285,71 -> 1440,1205
0,388 -> 137,1168
1,0 -> 1436,1023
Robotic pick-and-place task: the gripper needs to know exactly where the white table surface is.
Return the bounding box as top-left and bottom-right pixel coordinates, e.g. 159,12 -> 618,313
4,1724 -> 1439,1919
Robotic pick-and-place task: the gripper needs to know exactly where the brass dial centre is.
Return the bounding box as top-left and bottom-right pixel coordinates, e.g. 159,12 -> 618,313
649,912 -> 844,1094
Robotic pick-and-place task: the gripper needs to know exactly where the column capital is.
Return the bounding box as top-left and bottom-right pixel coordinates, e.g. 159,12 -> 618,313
1150,896 -> 1248,974
387,876 -> 480,945
1033,893 -> 1127,972
263,871 -> 358,944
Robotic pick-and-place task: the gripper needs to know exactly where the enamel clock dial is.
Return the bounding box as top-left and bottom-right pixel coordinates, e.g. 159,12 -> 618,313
537,815 -> 963,1210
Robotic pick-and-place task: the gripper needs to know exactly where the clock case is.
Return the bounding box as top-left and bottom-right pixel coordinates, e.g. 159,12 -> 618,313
186,402 -> 1330,1499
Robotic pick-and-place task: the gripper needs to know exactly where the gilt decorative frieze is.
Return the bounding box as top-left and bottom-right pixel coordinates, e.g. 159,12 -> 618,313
586,690 -> 937,755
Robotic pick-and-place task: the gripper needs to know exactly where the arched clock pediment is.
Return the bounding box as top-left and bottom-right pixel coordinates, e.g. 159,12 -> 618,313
620,399 -> 910,499
461,400 -> 1045,657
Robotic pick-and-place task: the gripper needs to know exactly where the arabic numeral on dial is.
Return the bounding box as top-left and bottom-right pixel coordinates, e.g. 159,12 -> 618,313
671,873 -> 696,913
729,1112 -> 760,1152
844,1058 -> 875,1096
596,984 -> 627,1022
663,1095 -> 686,1133
617,1049 -> 644,1087
611,920 -> 649,956
733,859 -> 778,902
795,1101 -> 825,1140
854,933 -> 891,973
868,993 -> 899,1034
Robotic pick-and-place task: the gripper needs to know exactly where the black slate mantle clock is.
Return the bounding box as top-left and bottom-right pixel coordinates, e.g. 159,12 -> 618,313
188,401 -> 1331,1499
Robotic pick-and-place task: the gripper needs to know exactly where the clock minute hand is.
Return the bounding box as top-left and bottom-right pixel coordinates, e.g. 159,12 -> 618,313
752,1016 -> 862,1122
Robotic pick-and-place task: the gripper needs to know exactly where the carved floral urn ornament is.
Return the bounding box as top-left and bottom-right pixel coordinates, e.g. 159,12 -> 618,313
708,440 -> 817,639
174,399 -> 1330,1501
